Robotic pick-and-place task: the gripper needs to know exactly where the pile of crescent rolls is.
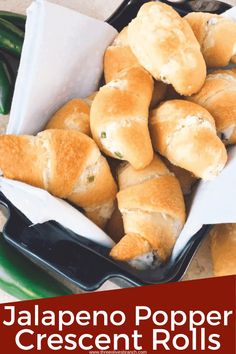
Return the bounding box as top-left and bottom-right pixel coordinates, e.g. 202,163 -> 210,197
0,2 -> 236,273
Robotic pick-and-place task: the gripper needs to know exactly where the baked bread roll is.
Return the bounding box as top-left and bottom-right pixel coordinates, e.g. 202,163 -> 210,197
185,12 -> 236,68
90,66 -> 154,169
210,224 -> 236,277
104,27 -> 166,110
128,2 -> 206,95
45,95 -> 96,136
189,70 -> 236,145
150,100 -> 227,180
110,155 -> 186,268
0,129 -> 117,228
104,27 -> 139,83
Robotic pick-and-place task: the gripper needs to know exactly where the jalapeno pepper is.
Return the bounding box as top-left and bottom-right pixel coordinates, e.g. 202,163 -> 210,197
0,18 -> 24,57
0,235 -> 72,300
0,53 -> 14,115
0,11 -> 26,31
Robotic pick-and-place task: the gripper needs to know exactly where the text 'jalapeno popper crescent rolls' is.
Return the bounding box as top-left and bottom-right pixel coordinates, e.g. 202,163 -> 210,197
149,100 -> 227,180
185,12 -> 236,68
189,69 -> 236,145
110,155 -> 186,269
0,129 -> 117,229
127,1 -> 206,96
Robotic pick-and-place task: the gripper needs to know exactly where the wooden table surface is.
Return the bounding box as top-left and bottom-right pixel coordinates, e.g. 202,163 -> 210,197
0,0 -> 235,302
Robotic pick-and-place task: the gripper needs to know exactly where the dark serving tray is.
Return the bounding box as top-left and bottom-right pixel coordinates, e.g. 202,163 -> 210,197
0,190 -> 210,292
106,0 -> 231,31
0,0 -> 230,292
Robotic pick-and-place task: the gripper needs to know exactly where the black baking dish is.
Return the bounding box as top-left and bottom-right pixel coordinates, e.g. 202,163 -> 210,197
0,0 -> 230,292
0,192 -> 210,291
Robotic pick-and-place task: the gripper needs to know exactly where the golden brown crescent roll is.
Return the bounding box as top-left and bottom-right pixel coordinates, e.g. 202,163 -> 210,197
0,129 -> 117,228
185,12 -> 236,68
128,2 -> 206,95
210,224 -> 236,277
104,27 -> 139,83
90,66 -> 154,170
45,95 -> 97,136
104,28 -> 166,110
189,70 -> 236,145
150,100 -> 227,180
97,27 -> 154,169
110,155 -> 186,268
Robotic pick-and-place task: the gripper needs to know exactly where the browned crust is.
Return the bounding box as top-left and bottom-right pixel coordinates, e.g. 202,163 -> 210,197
104,46 -> 139,83
149,100 -> 227,179
68,156 -> 117,209
189,70 -> 236,144
46,99 -> 91,136
185,12 -> 236,68
110,155 -> 186,263
128,2 -> 206,95
0,135 -> 46,189
110,233 -> 152,261
118,155 -> 170,190
40,130 -> 96,198
0,130 -> 118,228
104,26 -> 139,83
117,176 -> 185,224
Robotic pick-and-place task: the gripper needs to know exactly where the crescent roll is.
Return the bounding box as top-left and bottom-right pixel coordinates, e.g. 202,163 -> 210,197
0,129 -> 117,228
185,12 -> 236,68
128,2 -> 206,95
189,69 -> 236,145
104,27 -> 139,83
45,93 -> 97,136
110,155 -> 186,268
90,66 -> 154,170
104,27 -> 166,109
149,100 -> 227,180
45,98 -> 91,136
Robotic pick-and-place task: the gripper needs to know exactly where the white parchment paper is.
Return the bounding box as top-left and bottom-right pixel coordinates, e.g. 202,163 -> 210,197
7,0 -> 117,135
172,146 -> 236,257
0,178 -> 114,247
